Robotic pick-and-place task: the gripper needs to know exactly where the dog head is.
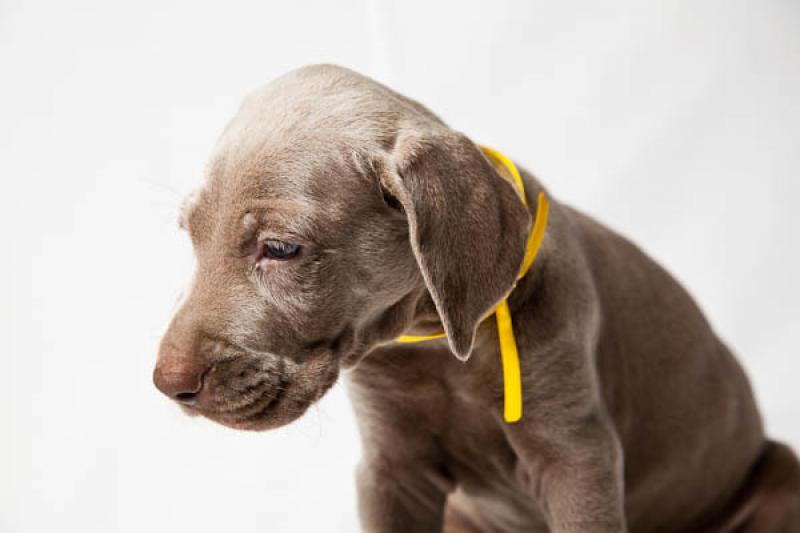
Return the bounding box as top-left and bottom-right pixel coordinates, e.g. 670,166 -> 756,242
153,65 -> 531,430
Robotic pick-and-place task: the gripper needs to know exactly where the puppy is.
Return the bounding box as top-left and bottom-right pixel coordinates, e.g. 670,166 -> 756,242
154,65 -> 800,532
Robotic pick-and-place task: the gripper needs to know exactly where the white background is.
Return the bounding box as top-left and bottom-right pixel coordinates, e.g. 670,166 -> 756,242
1,1 -> 798,531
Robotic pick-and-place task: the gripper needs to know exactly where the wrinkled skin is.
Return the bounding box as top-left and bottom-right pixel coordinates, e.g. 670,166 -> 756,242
155,65 -> 800,531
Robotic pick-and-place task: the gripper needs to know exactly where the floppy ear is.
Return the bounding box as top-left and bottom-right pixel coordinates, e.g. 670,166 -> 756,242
383,130 -> 532,361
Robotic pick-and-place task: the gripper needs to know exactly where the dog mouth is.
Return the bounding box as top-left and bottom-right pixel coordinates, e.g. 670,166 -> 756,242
181,372 -> 292,430
180,353 -> 339,431
219,374 -> 291,427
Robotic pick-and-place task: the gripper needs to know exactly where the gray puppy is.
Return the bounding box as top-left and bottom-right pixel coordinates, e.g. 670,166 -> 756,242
153,65 -> 800,532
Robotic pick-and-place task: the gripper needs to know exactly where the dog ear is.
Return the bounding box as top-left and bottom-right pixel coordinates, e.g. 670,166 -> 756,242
383,130 -> 532,361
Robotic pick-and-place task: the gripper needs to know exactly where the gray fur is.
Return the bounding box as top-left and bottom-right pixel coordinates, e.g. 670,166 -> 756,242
154,65 -> 800,532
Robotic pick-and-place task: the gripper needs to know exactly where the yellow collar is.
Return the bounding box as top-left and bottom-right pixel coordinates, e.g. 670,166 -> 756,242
395,145 -> 550,423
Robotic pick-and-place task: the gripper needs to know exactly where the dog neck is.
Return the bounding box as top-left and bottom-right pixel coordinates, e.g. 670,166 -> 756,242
394,146 -> 551,422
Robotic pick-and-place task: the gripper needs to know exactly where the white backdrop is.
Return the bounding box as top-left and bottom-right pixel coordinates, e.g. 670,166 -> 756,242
1,1 -> 798,531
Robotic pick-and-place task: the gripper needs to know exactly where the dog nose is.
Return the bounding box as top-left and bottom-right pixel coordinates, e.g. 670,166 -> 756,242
153,357 -> 208,404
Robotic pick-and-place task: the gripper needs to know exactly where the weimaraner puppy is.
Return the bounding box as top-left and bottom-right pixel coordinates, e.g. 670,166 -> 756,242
154,64 -> 800,532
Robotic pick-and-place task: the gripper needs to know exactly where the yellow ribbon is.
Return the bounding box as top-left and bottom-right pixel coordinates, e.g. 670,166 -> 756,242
396,145 -> 550,423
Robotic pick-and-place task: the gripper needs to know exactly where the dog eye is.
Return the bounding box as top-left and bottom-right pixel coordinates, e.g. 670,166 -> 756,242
261,240 -> 301,261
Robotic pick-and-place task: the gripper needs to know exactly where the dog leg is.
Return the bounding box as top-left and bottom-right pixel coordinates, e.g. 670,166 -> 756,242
356,457 -> 449,533
721,440 -> 800,533
504,410 -> 626,533
443,500 -> 485,533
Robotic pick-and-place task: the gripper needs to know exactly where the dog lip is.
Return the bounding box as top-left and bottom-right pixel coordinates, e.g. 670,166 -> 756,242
263,376 -> 289,410
193,373 -> 292,429
240,375 -> 290,421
